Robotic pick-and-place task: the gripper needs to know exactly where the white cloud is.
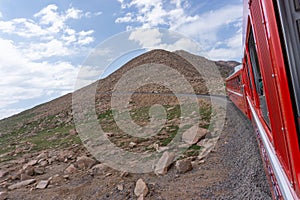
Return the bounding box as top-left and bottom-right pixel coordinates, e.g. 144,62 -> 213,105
85,11 -> 102,18
0,4 -> 97,61
78,36 -> 94,45
65,7 -> 83,19
0,4 -> 99,119
78,30 -> 94,45
128,29 -> 201,54
23,39 -> 75,60
129,29 -> 162,47
115,13 -> 133,23
172,5 -> 243,60
116,0 -> 196,29
0,38 -> 79,110
176,5 -> 242,44
116,1 -> 243,61
34,4 -> 64,33
94,11 -> 103,16
0,21 -> 15,32
206,29 -> 242,61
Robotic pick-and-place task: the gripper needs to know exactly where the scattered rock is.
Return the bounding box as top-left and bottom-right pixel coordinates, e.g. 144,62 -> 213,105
39,160 -> 48,167
50,174 -> 64,185
196,139 -> 206,147
153,143 -> 159,151
0,170 -> 8,178
197,138 -> 217,159
137,195 -> 145,200
0,181 -> 8,187
17,158 -> 26,165
24,166 -> 34,176
129,142 -> 137,148
182,125 -> 207,145
117,184 -> 124,191
178,143 -> 190,149
157,146 -> 169,153
36,180 -> 49,189
8,179 -> 36,190
120,171 -> 129,177
9,174 -> 20,181
0,191 -> 8,200
167,106 -> 175,111
64,164 -> 78,174
20,173 -> 32,181
63,175 -> 69,179
91,164 -> 108,175
175,159 -> 193,173
153,143 -> 169,152
36,152 -> 48,160
154,151 -> 175,175
22,160 -> 38,170
69,129 -> 77,135
198,160 -> 205,164
134,178 -> 148,197
76,156 -> 96,170
33,167 -> 45,175
48,156 -> 57,165
58,150 -> 73,162
205,132 -> 214,139
105,173 -> 112,177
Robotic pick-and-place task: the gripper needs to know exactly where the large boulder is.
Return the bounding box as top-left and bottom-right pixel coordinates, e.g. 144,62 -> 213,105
182,125 -> 207,145
76,156 -> 96,170
134,178 -> 149,197
154,151 -> 175,175
175,159 -> 193,173
8,179 -> 36,190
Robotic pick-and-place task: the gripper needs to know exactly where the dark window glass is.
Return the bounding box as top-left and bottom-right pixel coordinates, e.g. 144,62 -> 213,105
248,28 -> 271,127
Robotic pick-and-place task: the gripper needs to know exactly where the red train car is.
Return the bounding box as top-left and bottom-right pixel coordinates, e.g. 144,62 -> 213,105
226,0 -> 300,199
225,65 -> 248,115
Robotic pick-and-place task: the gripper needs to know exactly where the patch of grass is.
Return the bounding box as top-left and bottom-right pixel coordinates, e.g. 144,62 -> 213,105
25,125 -> 81,152
130,107 -> 150,123
98,110 -> 114,120
166,105 -> 180,120
188,144 -> 202,150
119,142 -> 125,147
160,125 -> 179,146
200,124 -> 210,129
0,123 -> 83,162
183,145 -> 203,157
199,103 -> 212,122
185,150 -> 199,157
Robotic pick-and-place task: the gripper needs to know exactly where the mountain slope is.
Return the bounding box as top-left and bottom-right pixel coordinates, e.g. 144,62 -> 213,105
0,49 -> 232,137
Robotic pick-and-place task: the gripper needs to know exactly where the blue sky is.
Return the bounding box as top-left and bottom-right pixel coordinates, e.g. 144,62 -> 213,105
0,0 -> 243,119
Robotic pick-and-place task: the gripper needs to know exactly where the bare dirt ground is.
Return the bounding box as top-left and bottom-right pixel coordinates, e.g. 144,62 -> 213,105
0,98 -> 271,200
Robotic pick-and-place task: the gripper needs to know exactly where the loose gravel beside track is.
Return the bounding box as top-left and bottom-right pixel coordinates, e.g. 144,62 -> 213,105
107,98 -> 273,200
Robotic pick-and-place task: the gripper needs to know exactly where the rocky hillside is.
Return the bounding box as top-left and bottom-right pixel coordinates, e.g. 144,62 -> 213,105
0,49 -> 270,200
0,49 -> 233,137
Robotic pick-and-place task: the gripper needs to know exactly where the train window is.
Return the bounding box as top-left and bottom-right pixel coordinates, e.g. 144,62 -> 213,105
248,29 -> 271,127
245,58 -> 253,97
246,60 -> 253,90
